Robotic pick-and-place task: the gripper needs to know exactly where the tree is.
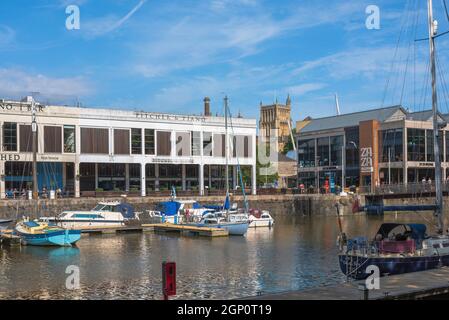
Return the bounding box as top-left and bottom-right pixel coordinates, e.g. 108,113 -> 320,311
282,127 -> 296,155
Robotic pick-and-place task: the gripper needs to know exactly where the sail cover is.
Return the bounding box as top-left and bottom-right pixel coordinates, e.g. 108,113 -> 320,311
157,201 -> 181,216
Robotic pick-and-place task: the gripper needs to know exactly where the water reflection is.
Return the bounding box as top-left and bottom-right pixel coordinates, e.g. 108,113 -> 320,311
0,211 -> 447,299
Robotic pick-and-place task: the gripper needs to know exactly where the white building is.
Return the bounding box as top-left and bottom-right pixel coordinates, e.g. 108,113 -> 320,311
0,97 -> 257,198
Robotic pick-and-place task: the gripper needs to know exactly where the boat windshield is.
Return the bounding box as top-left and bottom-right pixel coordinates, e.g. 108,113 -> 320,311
92,204 -> 117,212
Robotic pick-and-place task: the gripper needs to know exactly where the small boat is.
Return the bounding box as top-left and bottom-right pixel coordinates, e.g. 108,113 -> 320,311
0,219 -> 13,231
40,201 -> 137,229
194,212 -> 249,236
338,223 -> 449,279
14,220 -> 81,246
248,209 -> 274,228
147,199 -> 211,224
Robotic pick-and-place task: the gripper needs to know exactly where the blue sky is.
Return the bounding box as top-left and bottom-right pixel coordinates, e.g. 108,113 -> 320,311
0,0 -> 449,122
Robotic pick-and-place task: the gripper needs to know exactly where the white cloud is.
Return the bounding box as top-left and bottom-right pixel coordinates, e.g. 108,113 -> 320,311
285,83 -> 327,96
0,25 -> 16,49
0,68 -> 93,101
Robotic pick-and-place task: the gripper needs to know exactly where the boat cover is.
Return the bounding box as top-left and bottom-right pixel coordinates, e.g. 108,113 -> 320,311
156,201 -> 181,216
375,223 -> 427,243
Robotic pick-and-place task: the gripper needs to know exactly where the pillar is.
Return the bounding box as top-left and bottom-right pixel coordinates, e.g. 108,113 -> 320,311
232,165 -> 238,191
155,163 -> 160,191
252,164 -> 257,195
182,164 -> 186,191
199,164 -> 204,196
125,163 -> 130,192
0,161 -> 5,199
141,163 -> 146,197
75,161 -> 80,198
94,163 -> 98,189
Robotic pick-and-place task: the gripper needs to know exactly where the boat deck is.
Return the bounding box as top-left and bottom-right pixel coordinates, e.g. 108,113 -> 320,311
0,230 -> 21,246
245,267 -> 449,300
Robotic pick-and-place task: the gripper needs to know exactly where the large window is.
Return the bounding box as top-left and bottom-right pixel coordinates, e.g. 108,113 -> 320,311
298,139 -> 315,168
81,128 -> 109,154
131,128 -> 142,155
3,122 -> 17,151
203,132 -> 212,156
426,130 -> 444,162
176,132 -> 190,156
379,128 -> 403,162
19,125 -> 33,152
145,129 -> 155,155
330,136 -> 343,166
407,128 -> 425,161
114,129 -> 130,155
317,137 -> 330,166
213,134 -> 225,157
157,131 -> 171,156
64,125 -> 75,153
191,131 -> 201,156
44,126 -> 62,153
345,127 -> 359,169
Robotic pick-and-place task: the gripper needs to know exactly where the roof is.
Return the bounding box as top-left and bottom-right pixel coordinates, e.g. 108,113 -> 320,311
408,110 -> 446,122
299,105 -> 405,134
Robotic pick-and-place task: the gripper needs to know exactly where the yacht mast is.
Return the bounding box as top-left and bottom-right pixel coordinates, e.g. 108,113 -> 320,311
31,97 -> 38,200
427,0 -> 444,234
224,96 -> 230,197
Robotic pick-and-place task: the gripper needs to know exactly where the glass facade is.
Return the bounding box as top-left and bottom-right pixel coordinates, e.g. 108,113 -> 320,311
407,128 -> 426,161
131,128 -> 142,155
63,125 -> 75,153
330,136 -> 343,166
297,139 -> 315,168
426,130 -> 444,162
317,137 -> 330,166
379,128 -> 403,162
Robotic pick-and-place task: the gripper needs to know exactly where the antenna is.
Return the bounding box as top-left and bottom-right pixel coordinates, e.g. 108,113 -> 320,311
334,93 -> 341,116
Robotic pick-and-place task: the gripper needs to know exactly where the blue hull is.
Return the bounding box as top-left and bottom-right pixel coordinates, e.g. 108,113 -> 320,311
16,229 -> 81,247
196,222 -> 248,236
339,254 -> 449,279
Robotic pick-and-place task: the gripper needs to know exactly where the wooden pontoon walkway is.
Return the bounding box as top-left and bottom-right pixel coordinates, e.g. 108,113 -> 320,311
246,267 -> 449,300
79,223 -> 228,237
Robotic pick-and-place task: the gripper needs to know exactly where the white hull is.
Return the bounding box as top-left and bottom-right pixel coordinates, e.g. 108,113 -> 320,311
42,219 -> 124,230
248,219 -> 274,228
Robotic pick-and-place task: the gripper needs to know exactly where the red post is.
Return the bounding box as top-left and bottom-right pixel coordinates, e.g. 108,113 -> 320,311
162,261 -> 176,300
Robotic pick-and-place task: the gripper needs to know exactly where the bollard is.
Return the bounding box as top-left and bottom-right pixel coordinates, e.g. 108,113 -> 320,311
358,284 -> 369,300
162,261 -> 176,300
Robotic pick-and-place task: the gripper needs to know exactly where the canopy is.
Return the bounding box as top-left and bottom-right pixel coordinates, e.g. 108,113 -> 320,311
375,223 -> 427,242
116,203 -> 135,219
156,201 -> 181,216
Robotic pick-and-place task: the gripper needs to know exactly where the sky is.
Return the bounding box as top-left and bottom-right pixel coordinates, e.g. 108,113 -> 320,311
0,0 -> 449,122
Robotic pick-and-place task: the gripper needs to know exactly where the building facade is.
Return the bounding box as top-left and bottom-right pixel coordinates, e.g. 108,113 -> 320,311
295,106 -> 449,192
0,98 -> 257,198
259,96 -> 293,153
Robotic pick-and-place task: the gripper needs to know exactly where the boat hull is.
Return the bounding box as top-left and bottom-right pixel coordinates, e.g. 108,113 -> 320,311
339,253 -> 449,280
43,219 -> 124,229
16,229 -> 81,247
248,219 -> 274,228
196,222 -> 248,236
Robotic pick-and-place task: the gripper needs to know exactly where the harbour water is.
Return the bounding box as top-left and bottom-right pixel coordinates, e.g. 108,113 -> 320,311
0,209 -> 446,300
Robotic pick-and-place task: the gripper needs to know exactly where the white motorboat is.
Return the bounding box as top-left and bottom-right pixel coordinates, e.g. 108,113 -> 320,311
147,199 -> 210,224
39,201 -> 137,229
248,209 -> 274,228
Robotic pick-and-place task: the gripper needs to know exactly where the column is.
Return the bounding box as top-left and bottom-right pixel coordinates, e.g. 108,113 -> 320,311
155,163 -> 160,191
182,164 -> 186,191
95,163 -> 99,189
403,123 -> 408,185
75,161 -> 80,198
125,163 -> 130,192
232,165 -> 238,191
208,165 -> 212,188
141,163 -> 146,197
199,164 -> 204,196
0,161 -> 5,199
252,164 -> 257,195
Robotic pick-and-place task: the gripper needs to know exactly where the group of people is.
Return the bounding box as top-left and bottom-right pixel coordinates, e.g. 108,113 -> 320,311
5,187 -> 64,199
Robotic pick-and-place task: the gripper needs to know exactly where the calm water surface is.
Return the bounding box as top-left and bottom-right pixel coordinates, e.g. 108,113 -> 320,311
0,210 -> 445,299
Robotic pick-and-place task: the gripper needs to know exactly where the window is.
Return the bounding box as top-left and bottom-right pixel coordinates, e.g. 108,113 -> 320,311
145,129 -> 155,155
114,129 -> 130,155
407,128 -> 426,161
81,128 -> 109,154
203,132 -> 212,156
426,130 -> 444,162
3,122 -> 17,151
131,128 -> 142,155
191,131 -> 201,156
379,129 -> 403,162
157,131 -> 171,156
176,132 -> 190,156
298,139 -> 315,168
64,125 -> 76,153
44,126 -> 62,153
317,137 -> 330,166
213,134 -> 225,157
330,136 -> 343,166
19,125 -> 33,152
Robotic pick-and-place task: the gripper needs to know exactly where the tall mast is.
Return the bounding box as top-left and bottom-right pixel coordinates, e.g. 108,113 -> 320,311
224,96 -> 229,196
427,0 -> 444,234
31,96 -> 38,200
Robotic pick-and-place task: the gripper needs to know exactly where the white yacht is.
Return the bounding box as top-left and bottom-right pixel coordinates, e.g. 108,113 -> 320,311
40,201 -> 137,229
146,199 -> 210,224
248,209 -> 275,228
